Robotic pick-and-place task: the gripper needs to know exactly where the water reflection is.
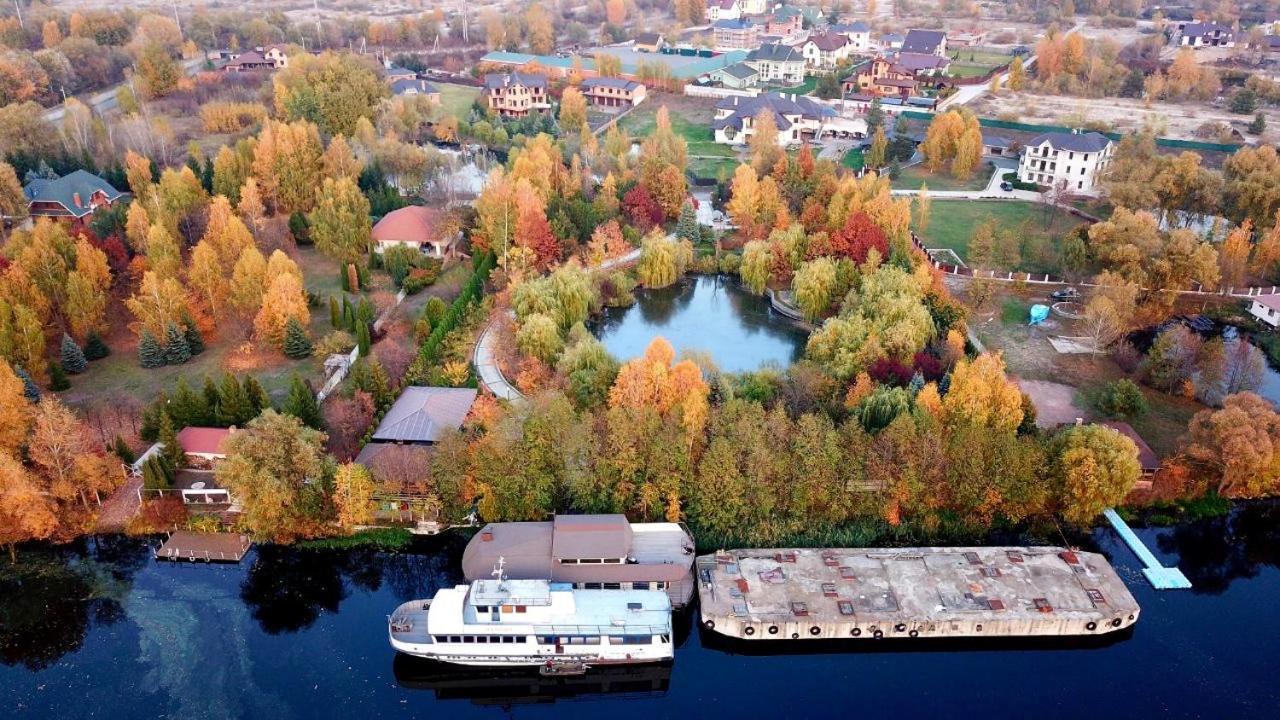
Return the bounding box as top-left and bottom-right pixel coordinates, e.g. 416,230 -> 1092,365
393,655 -> 672,706
1154,500 -> 1280,595
593,275 -> 809,372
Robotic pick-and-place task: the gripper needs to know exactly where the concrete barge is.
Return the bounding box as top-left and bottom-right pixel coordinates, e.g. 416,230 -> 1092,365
697,547 -> 1140,641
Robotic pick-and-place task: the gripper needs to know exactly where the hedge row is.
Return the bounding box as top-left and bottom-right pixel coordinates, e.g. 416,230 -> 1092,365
412,251 -> 496,371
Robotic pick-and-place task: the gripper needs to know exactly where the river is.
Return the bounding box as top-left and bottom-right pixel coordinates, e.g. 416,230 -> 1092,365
2,504 -> 1278,719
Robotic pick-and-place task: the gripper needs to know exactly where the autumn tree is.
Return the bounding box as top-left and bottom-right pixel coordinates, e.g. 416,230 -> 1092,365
126,271 -> 188,339
333,462 -> 376,529
273,52 -> 386,136
0,359 -> 32,456
1183,392 -> 1280,497
749,110 -> 784,174
252,119 -> 324,214
941,353 -> 1024,434
610,336 -> 710,456
254,272 -> 310,350
0,452 -> 57,562
866,126 -> 887,169
512,178 -> 561,272
914,184 -> 931,235
0,161 -> 26,235
216,409 -> 333,539
637,231 -> 693,288
1049,424 -> 1140,524
309,176 -> 372,265
559,86 -> 587,133
792,258 -> 838,321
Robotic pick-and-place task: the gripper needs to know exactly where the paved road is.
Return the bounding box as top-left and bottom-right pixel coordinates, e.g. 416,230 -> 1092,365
43,56 -> 209,122
936,22 -> 1081,111
889,158 -> 1041,201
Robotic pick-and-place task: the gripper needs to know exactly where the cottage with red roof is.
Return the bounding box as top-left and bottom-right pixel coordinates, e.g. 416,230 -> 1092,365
371,206 -> 461,259
176,427 -> 235,464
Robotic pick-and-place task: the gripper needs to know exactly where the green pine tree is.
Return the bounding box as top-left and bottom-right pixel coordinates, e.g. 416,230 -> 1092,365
112,435 -> 136,464
14,365 -> 41,402
329,295 -> 341,328
139,330 -> 165,368
202,375 -> 221,419
169,376 -> 210,427
139,394 -> 167,441
676,199 -> 699,244
367,356 -> 393,408
355,297 -> 376,328
61,335 -> 87,374
183,314 -> 206,355
142,455 -> 167,489
83,331 -> 110,360
243,376 -> 270,415
164,322 -> 191,365
342,295 -> 354,330
217,373 -> 253,426
1249,112 -> 1266,135
356,322 -> 371,357
282,373 -> 323,430
283,316 -> 314,359
158,412 -> 186,470
49,362 -> 70,391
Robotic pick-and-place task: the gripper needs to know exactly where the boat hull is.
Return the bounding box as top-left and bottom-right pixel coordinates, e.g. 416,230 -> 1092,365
390,636 -> 673,667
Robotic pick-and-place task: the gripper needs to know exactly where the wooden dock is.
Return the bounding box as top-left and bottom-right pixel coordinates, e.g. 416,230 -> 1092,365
155,531 -> 252,563
1103,508 -> 1192,590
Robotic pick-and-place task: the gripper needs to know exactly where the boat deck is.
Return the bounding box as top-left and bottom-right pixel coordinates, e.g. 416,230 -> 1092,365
698,547 -> 1140,639
154,531 -> 252,562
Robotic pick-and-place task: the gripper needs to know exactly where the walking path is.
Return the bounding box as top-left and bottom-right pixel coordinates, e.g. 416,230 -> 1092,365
1103,508 -> 1192,590
473,249 -> 642,402
95,473 -> 142,532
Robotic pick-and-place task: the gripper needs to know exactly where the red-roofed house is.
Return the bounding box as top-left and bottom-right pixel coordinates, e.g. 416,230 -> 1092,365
176,427 -> 235,464
371,206 -> 461,259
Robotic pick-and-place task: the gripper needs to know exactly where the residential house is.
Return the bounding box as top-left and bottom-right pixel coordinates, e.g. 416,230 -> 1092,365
893,51 -> 951,76
175,427 -> 235,466
1178,21 -> 1234,47
801,31 -> 854,71
709,61 -> 760,89
222,50 -> 277,72
1016,131 -> 1115,194
580,76 -> 648,107
1100,421 -> 1159,487
707,0 -> 742,22
262,44 -> 290,68
901,28 -> 947,56
738,0 -> 768,13
391,78 -> 441,100
1248,294 -> 1280,327
634,32 -> 665,53
712,92 -> 838,146
766,7 -> 805,37
829,21 -> 871,52
879,32 -> 905,49
713,18 -> 758,51
843,56 -> 919,99
371,206 -> 460,259
384,64 -> 416,83
23,170 -> 126,220
949,30 -> 986,46
745,42 -> 806,84
483,71 -> 550,117
981,132 -> 1014,157
370,387 -> 479,444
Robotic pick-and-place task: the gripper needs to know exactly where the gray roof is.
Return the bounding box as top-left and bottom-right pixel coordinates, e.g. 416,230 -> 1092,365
483,71 -> 547,91
829,21 -> 870,34
370,386 -> 477,443
893,52 -> 950,72
390,78 -> 439,95
981,132 -> 1012,148
713,18 -> 754,30
1182,22 -> 1232,37
581,76 -> 641,91
716,61 -> 759,79
901,29 -> 946,54
23,170 -> 125,218
1027,131 -> 1112,153
634,32 -> 663,45
714,91 -> 836,120
747,42 -> 803,63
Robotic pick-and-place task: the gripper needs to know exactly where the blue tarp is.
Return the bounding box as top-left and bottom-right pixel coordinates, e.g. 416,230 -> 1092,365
1029,304 -> 1050,325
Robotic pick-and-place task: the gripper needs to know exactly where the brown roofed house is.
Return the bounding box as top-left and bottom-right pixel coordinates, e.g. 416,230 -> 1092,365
175,427 -> 234,466
461,514 -> 697,607
1101,421 -> 1159,489
371,206 -> 461,259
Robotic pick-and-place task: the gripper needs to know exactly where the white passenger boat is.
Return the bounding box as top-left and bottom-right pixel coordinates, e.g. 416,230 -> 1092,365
388,562 -> 674,668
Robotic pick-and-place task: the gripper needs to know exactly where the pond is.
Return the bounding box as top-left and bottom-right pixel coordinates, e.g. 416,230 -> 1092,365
3,504 -> 1280,718
592,275 -> 810,373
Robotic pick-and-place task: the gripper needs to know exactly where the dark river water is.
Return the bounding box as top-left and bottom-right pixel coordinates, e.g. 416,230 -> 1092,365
593,275 -> 809,372
3,503 -> 1280,719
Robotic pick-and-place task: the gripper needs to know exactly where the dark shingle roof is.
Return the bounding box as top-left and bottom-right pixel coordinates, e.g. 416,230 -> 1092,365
713,92 -> 837,132
390,78 -> 439,95
747,43 -> 803,63
23,170 -> 125,218
901,28 -> 946,54
634,32 -> 663,45
713,18 -> 754,30
716,62 -> 759,80
581,76 -> 641,91
371,387 -> 478,443
893,52 -> 950,72
1026,131 -> 1112,153
483,71 -> 547,91
1181,22 -> 1232,37
806,31 -> 851,51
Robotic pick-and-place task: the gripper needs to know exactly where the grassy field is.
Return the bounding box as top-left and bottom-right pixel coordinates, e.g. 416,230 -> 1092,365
622,100 -> 741,179
842,148 -> 865,170
435,83 -> 481,118
920,200 -> 1088,275
892,162 -> 994,191
776,76 -> 819,95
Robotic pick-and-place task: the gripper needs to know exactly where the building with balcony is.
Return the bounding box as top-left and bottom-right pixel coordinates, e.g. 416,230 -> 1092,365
1016,131 -> 1114,195
580,77 -> 648,107
483,71 -> 550,117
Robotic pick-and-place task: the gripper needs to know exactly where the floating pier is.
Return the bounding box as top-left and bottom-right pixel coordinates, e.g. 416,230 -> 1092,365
1103,508 -> 1192,590
697,546 -> 1140,641
155,531 -> 252,562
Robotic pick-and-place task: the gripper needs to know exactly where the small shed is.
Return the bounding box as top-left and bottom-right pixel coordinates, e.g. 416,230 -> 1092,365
1101,421 -> 1159,487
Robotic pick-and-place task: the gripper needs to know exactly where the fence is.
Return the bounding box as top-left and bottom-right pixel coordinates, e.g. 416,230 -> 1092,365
317,286 -> 408,403
898,112 -> 1243,153
683,84 -> 759,99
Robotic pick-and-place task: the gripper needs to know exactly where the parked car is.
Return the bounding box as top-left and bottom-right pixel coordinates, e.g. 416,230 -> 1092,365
1051,287 -> 1079,300
999,181 -> 1014,192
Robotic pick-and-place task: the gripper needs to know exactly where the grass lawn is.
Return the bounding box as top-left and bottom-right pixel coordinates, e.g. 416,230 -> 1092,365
435,83 -> 481,118
842,148 -> 865,170
892,162 -> 994,192
689,156 -> 739,182
947,50 -> 1011,66
622,101 -> 742,179
948,64 -> 998,78
921,200 -> 1088,274
775,76 -> 819,95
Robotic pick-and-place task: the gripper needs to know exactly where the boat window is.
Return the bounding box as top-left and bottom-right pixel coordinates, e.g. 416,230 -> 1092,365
579,558 -> 601,564
515,605 -> 527,613
475,636 -> 487,643
584,637 -> 600,645
608,636 -> 624,645
476,605 -> 488,613
603,558 -> 621,564
660,634 -> 670,643
501,605 -> 514,613
538,635 -> 555,644
584,582 -> 602,589
603,582 -> 622,590
655,582 -> 666,590
449,636 -> 461,643
632,582 -> 651,590
462,636 -> 474,643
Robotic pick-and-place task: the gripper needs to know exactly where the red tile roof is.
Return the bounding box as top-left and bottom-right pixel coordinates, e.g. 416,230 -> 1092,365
372,206 -> 447,246
176,427 -> 233,456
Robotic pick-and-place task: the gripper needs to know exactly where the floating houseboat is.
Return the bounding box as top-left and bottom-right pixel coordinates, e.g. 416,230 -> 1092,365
388,571 -> 674,667
462,514 -> 697,608
697,547 -> 1140,641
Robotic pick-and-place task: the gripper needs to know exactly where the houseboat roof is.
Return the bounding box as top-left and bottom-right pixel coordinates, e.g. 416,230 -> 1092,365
427,581 -> 672,634
462,515 -> 695,583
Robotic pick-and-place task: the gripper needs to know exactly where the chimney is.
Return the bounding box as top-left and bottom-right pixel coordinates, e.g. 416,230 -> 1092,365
481,531 -> 494,542
73,192 -> 82,208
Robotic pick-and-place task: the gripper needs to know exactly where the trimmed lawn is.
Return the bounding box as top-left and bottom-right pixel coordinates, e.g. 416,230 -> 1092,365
435,83 -> 481,118
920,200 -> 1088,275
689,156 -> 739,182
775,76 -> 819,95
842,148 -> 865,170
622,101 -> 741,179
892,162 -> 994,192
